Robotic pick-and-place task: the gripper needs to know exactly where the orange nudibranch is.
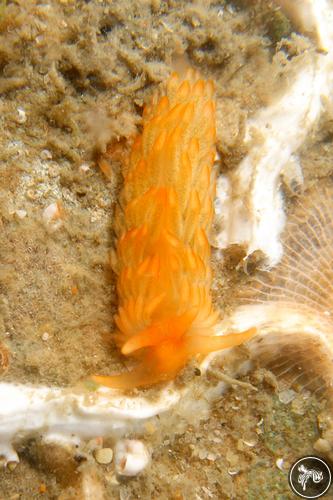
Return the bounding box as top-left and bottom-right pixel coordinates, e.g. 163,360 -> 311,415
92,70 -> 254,389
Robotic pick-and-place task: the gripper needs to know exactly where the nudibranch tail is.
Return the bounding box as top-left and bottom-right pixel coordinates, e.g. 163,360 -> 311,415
93,70 -> 255,389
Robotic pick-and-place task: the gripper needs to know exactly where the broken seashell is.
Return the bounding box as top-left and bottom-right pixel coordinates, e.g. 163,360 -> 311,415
223,182 -> 333,403
114,440 -> 150,477
215,0 -> 333,266
16,107 -> 26,124
276,458 -> 284,470
42,201 -> 64,232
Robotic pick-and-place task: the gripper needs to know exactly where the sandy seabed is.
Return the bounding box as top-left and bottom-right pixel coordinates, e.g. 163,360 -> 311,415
0,0 -> 333,498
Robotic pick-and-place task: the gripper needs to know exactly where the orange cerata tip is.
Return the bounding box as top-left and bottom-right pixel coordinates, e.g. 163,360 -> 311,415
92,70 -> 256,389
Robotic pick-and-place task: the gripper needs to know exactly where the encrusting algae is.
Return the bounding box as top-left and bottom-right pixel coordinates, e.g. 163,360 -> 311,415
92,71 -> 255,389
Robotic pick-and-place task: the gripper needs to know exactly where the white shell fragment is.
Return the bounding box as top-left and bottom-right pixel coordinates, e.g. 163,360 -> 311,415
220,182 -> 333,402
0,352 -> 233,468
15,209 -> 27,219
79,163 -> 91,173
276,0 -> 332,51
42,201 -> 63,232
278,389 -> 297,405
276,458 -> 284,470
114,439 -> 150,477
41,332 -> 49,341
0,382 -> 178,466
16,107 -> 26,124
42,201 -> 60,221
215,0 -> 333,266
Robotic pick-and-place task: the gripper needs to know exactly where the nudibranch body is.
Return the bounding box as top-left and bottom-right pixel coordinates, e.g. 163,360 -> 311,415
93,71 -> 254,389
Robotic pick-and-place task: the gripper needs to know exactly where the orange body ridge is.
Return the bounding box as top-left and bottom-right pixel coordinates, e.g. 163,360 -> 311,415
93,71 -> 254,389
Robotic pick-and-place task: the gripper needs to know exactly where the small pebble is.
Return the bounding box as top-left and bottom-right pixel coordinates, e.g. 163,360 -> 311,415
7,461 -> 18,471
15,209 -> 27,219
94,447 -> 113,465
314,438 -> 331,453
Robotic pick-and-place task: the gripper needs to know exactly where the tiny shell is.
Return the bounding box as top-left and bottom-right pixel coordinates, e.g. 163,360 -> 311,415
114,439 -> 150,477
276,458 -> 284,470
16,108 -> 26,124
43,202 -> 60,221
227,469 -> 239,476
42,201 -> 64,232
40,149 -> 52,160
79,163 -> 91,173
